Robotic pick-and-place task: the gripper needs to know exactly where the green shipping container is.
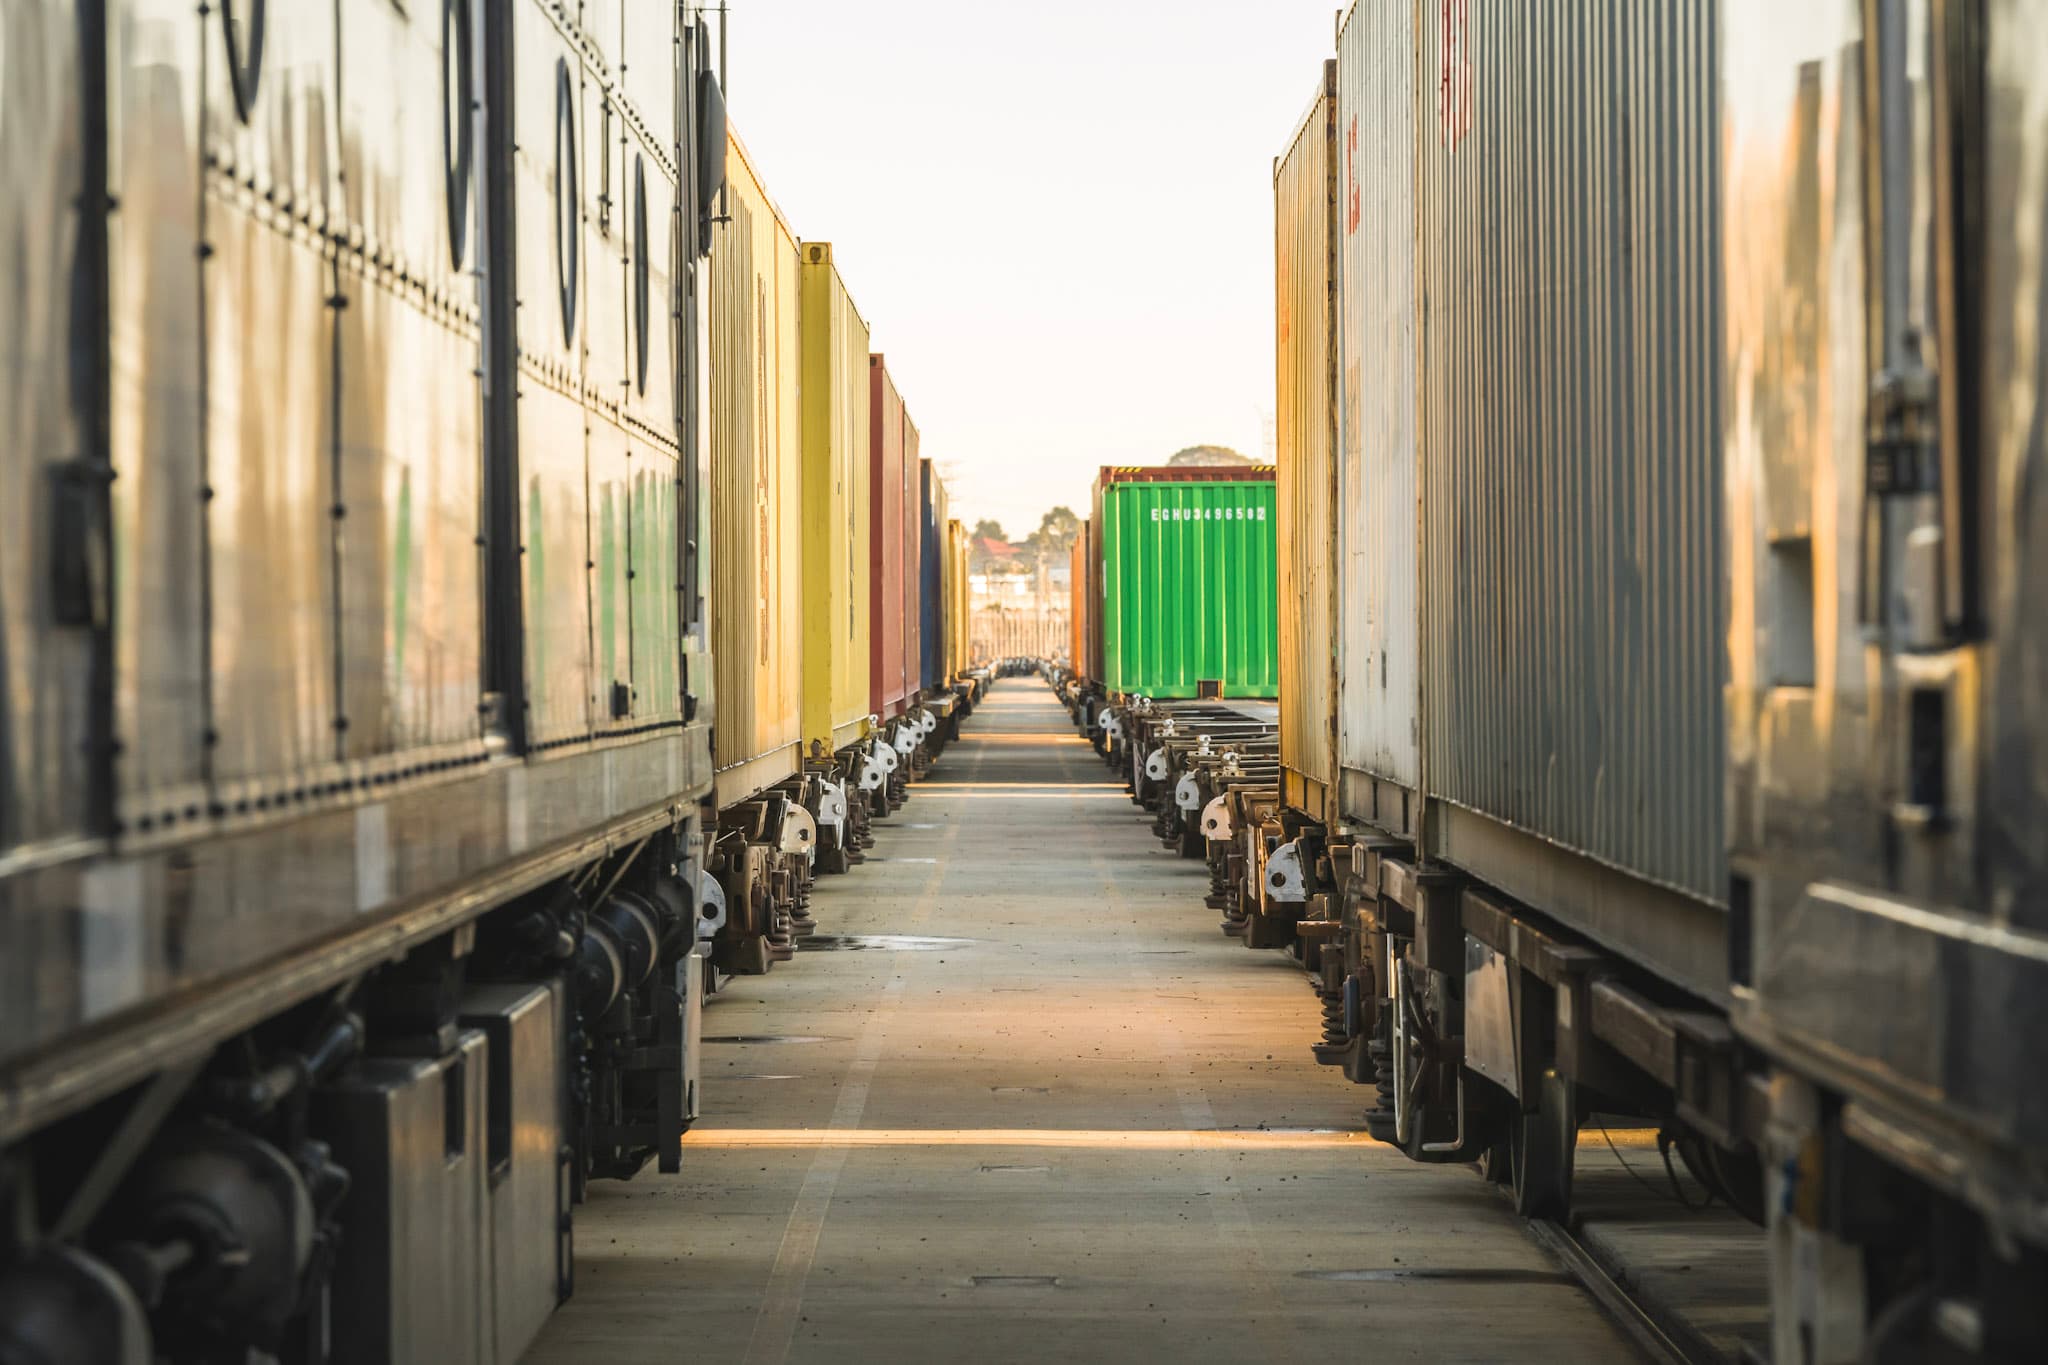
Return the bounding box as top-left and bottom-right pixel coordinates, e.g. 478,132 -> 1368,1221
1092,470 -> 1279,699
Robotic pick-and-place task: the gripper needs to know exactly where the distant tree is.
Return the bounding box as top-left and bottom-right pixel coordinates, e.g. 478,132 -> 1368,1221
1035,506 -> 1081,553
1020,506 -> 1082,567
1167,444 -> 1258,467
971,518 -> 1008,543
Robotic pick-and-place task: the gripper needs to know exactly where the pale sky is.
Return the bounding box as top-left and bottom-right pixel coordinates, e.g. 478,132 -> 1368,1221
720,0 -> 1338,540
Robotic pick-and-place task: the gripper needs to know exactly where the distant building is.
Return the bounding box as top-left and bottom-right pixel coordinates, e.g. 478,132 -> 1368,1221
970,535 -> 1023,573
970,554 -> 1071,663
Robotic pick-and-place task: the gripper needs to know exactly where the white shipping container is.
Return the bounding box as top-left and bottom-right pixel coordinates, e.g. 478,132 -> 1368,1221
1335,0 -> 1422,811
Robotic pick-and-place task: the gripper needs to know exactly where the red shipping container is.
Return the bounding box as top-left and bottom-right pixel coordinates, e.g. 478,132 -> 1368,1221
902,409 -> 923,705
868,357 -> 911,719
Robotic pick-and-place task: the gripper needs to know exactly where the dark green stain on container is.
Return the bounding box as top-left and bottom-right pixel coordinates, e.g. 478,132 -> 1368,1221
599,487 -> 619,689
1099,480 -> 1278,698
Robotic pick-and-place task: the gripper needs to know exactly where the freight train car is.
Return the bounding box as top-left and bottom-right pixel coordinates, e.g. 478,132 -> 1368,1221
1251,2 -> 2048,1355
1274,62 -> 1340,829
706,128 -> 828,972
918,458 -> 970,748
799,244 -> 904,868
1723,3 -> 2048,1354
864,356 -> 941,807
869,357 -> 912,725
1267,0 -> 1738,1212
1069,527 -> 1090,677
900,407 -> 926,723
945,519 -> 972,685
0,4 -> 728,1359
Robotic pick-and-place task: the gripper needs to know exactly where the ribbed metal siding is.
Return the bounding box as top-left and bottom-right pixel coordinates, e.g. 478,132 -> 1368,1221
1068,526 -> 1089,672
1414,0 -> 1724,904
1099,480 -> 1279,699
1335,0 -> 1422,792
944,519 -> 969,677
2,12 -> 94,853
902,413 -> 923,698
1275,63 -> 1340,804
868,356 -> 908,717
799,244 -> 872,749
710,131 -> 802,801
919,459 -> 946,690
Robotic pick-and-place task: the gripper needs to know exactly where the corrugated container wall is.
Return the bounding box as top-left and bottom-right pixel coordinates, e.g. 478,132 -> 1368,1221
1275,62 -> 1340,820
918,459 -> 946,690
799,244 -> 873,751
867,356 -> 909,719
1068,526 -> 1090,673
1413,1 -> 1724,905
902,411 -> 923,698
1334,0 -> 1421,801
1094,470 -> 1279,699
1085,504 -> 1107,681
709,130 -> 803,806
944,519 -> 969,677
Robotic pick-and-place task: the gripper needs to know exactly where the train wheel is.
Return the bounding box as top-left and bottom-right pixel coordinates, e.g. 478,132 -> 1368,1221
1509,1068 -> 1577,1220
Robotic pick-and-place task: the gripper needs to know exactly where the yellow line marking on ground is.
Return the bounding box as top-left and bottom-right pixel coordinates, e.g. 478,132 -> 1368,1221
912,792 -> 1134,800
690,1127 -> 1377,1150
917,781 -> 1126,789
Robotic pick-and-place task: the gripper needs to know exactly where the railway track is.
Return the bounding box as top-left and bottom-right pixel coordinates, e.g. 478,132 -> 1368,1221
1523,1214 -> 1715,1365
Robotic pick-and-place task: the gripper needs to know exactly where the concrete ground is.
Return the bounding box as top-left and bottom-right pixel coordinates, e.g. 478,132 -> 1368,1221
527,681 -> 1644,1364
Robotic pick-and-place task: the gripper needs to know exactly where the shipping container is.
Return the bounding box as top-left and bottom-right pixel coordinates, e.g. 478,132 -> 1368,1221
709,129 -> 803,807
2,13 -> 97,857
1333,0 -> 1421,815
944,518 -> 970,678
1085,504 -> 1105,681
799,243 -> 872,753
918,459 -> 948,690
1091,468 -> 1278,699
0,0 -> 718,1176
902,409 -> 924,699
1081,470 -> 1253,687
868,355 -> 910,720
1068,525 -> 1091,674
1403,0 -> 1726,995
1275,62 -> 1340,822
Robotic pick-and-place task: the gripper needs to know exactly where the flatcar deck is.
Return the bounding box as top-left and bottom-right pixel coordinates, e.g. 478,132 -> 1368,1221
527,682 -> 1637,1363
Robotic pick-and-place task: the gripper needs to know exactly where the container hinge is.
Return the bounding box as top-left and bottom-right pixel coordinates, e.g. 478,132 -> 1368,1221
1866,345 -> 1940,498
49,458 -> 114,627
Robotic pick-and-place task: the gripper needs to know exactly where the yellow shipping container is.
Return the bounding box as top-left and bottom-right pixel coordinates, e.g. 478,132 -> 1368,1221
944,519 -> 969,678
710,130 -> 804,808
799,243 -> 872,752
1274,62 -> 1340,822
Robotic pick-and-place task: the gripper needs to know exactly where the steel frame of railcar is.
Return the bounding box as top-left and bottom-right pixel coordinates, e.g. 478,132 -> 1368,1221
0,3 -> 735,1359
